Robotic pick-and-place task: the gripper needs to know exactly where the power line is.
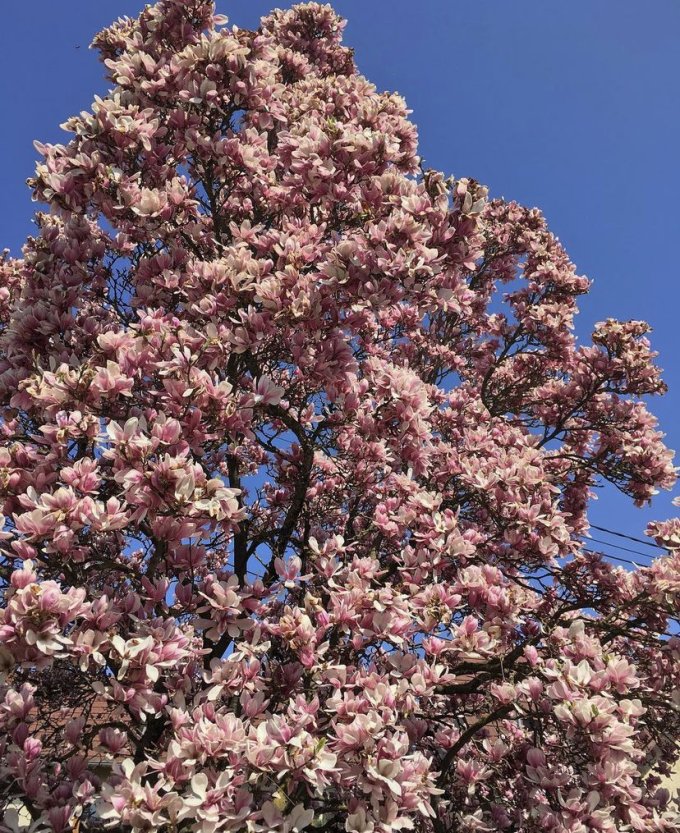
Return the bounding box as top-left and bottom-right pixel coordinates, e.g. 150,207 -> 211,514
584,536 -> 655,561
581,546 -> 646,569
589,523 -> 664,551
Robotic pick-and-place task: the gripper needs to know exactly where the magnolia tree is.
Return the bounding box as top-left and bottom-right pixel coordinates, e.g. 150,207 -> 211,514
0,2 -> 679,832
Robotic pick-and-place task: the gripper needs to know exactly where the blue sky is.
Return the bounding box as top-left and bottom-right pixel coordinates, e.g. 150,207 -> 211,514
1,1 -> 678,561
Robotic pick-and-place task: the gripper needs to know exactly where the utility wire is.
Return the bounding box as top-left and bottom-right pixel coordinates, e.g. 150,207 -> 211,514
584,536 -> 655,560
589,523 -> 664,551
581,546 -> 646,569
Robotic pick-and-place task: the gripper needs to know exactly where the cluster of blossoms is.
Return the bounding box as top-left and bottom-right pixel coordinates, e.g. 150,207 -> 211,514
0,2 -> 679,832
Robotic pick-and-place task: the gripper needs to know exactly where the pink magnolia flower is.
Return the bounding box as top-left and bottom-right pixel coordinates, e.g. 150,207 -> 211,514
0,2 -> 678,831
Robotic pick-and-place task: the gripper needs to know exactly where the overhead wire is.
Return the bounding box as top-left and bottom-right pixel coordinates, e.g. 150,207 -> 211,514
583,535 -> 657,560
580,546 -> 649,568
574,521 -> 674,569
573,523 -> 667,569
589,523 -> 664,551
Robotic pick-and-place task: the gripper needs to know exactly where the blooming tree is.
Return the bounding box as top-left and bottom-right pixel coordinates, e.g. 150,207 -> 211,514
0,2 -> 679,832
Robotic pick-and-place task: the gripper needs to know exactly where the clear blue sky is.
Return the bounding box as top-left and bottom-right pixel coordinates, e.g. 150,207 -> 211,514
1,1 -> 678,559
